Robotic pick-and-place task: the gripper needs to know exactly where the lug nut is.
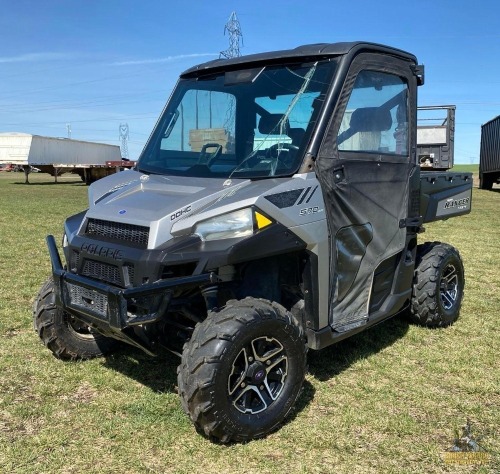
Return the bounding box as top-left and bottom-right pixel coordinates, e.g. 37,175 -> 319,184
248,356 -> 253,362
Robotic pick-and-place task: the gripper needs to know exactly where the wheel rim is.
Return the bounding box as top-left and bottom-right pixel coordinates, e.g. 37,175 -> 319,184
228,336 -> 288,415
65,313 -> 98,340
440,263 -> 459,310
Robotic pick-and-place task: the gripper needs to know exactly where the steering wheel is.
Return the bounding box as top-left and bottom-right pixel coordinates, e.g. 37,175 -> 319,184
265,143 -> 299,176
265,143 -> 299,174
198,143 -> 223,167
265,143 -> 299,159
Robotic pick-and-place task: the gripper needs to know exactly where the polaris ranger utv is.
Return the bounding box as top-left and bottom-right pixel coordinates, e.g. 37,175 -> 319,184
34,42 -> 472,442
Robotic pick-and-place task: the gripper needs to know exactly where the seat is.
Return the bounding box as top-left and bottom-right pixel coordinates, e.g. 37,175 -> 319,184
288,127 -> 305,147
338,107 -> 393,150
258,114 -> 289,135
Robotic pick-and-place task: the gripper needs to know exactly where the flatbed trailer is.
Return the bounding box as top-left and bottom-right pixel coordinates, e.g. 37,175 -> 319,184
0,133 -> 134,183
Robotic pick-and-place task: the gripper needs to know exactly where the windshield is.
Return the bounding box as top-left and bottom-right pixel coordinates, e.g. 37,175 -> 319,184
137,60 -> 337,178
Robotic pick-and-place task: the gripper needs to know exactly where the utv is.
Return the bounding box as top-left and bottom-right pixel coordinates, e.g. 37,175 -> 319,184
34,42 -> 472,442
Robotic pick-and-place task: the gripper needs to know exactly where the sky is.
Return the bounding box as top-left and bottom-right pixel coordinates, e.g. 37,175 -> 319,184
1,0 -> 499,163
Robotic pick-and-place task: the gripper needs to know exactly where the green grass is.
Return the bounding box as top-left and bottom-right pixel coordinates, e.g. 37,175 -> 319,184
451,164 -> 479,173
0,172 -> 498,473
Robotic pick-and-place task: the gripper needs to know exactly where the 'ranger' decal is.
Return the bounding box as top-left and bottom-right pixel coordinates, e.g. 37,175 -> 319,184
436,190 -> 471,217
443,197 -> 470,210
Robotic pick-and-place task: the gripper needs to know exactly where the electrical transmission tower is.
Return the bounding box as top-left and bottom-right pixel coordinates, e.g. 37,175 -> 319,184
119,123 -> 129,159
220,12 -> 243,141
220,11 -> 243,59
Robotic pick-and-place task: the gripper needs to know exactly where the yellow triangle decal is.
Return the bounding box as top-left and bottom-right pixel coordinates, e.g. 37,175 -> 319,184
255,211 -> 273,229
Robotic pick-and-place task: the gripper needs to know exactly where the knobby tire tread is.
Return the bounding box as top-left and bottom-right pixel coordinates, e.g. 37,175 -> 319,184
178,297 -> 307,443
409,242 -> 464,328
33,278 -> 117,361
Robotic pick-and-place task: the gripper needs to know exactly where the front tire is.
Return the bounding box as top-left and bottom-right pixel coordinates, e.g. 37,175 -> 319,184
33,278 -> 119,360
409,242 -> 465,327
178,298 -> 307,443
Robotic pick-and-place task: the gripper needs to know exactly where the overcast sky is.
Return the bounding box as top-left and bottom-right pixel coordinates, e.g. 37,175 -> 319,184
1,0 -> 499,162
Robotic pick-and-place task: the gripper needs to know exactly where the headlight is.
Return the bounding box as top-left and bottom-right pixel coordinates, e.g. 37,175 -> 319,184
62,232 -> 68,249
194,208 -> 273,242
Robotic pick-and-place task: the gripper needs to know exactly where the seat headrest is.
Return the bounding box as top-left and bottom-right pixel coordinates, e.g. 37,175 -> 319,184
350,107 -> 392,133
288,127 -> 305,145
258,114 -> 289,135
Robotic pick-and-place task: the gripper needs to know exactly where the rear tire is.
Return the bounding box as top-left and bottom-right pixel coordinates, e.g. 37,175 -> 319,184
177,298 -> 307,443
409,242 -> 464,328
33,278 -> 119,360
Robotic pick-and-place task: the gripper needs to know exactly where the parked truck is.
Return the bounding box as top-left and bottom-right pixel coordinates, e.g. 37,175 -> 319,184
479,115 -> 500,189
34,42 -> 472,442
0,133 -> 133,184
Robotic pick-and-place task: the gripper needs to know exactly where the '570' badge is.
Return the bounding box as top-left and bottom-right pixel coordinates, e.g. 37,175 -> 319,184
299,206 -> 323,216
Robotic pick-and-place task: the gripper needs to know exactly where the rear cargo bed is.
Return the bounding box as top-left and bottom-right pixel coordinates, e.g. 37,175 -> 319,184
420,171 -> 472,223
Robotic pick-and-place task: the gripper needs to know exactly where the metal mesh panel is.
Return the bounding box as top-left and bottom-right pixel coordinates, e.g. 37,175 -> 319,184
66,283 -> 108,319
85,218 -> 149,247
70,251 -> 80,271
82,260 -> 122,286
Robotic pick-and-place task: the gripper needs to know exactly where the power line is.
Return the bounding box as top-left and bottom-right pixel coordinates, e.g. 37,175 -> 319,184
0,62 -> 178,101
0,112 -> 159,127
2,88 -> 170,112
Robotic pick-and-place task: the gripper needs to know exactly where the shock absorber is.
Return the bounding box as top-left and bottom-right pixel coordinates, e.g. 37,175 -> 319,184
201,285 -> 219,312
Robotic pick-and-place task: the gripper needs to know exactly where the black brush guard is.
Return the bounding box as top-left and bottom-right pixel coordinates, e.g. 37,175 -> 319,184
46,235 -> 213,355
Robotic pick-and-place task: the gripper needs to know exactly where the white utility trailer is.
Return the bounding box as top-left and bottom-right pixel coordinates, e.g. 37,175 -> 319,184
0,133 -> 134,183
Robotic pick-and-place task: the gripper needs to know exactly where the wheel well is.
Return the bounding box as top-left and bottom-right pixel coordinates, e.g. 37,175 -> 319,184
233,252 -> 306,309
158,252 -> 310,354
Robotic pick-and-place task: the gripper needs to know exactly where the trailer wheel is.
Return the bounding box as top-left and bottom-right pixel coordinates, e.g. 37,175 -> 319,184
33,278 -> 119,360
409,242 -> 464,328
479,173 -> 493,190
178,298 -> 307,443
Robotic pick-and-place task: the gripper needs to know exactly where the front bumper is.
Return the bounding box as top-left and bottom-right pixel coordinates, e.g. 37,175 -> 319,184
47,235 -> 213,354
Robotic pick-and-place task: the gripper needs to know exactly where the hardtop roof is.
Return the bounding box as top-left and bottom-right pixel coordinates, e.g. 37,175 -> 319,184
181,41 -> 417,77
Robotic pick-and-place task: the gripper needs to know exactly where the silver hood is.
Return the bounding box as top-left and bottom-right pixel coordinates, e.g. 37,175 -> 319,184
85,171 -> 287,249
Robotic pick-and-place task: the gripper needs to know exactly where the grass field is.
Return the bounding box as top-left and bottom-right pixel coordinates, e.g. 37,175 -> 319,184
0,171 -> 498,473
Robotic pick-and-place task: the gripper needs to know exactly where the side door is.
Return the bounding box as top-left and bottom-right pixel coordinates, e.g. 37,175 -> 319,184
316,53 -> 417,330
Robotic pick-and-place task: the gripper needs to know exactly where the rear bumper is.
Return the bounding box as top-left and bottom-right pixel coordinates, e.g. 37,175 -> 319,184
47,235 -> 213,353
